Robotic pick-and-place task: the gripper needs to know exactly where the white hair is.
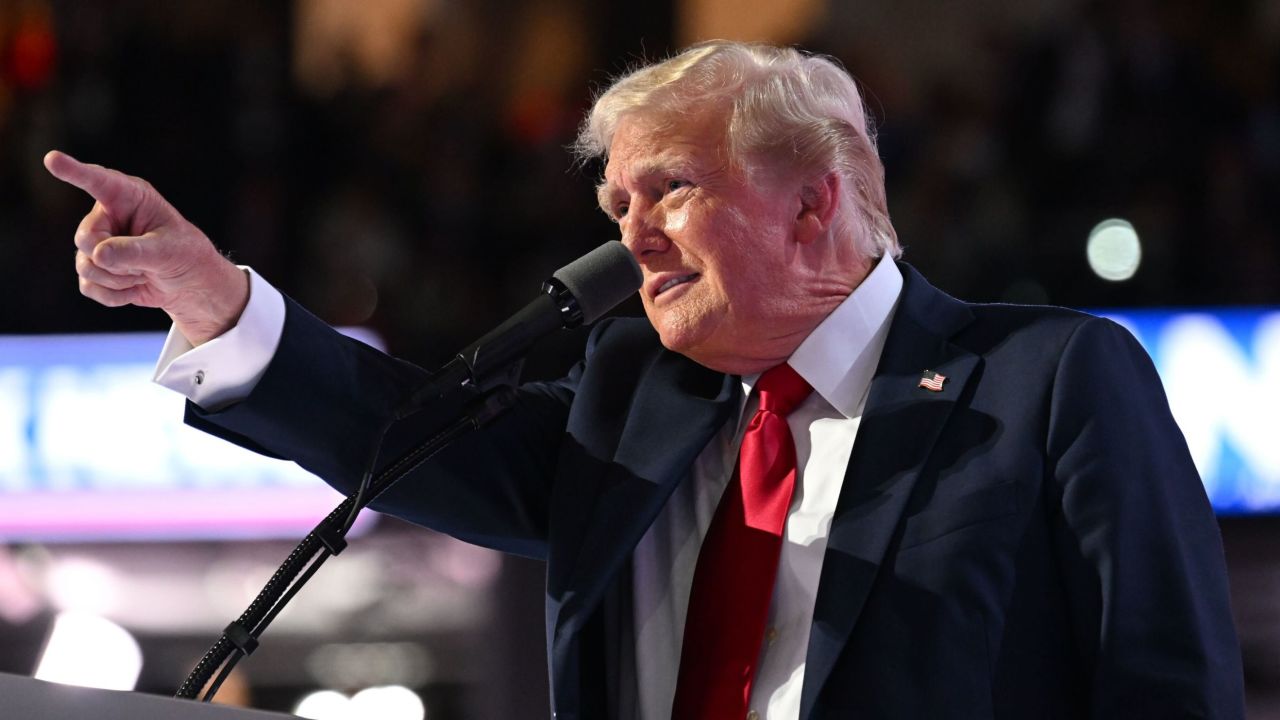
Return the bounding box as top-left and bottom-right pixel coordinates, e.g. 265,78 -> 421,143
574,40 -> 900,259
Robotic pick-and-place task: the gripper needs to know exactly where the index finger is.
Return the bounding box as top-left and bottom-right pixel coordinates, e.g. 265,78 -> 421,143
43,150 -> 140,211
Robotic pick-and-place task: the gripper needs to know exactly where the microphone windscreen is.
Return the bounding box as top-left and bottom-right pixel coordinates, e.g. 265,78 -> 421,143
552,240 -> 642,324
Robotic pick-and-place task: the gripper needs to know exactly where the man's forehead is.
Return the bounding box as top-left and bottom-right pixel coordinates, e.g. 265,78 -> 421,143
603,110 -> 730,181
604,147 -> 698,182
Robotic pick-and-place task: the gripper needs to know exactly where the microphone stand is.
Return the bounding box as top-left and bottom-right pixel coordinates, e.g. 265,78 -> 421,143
174,377 -> 518,702
174,241 -> 640,702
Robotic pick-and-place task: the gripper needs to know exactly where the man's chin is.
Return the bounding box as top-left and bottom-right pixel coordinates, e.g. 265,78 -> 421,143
649,310 -> 736,367
656,331 -> 695,355
657,326 -> 742,372
653,321 -> 706,358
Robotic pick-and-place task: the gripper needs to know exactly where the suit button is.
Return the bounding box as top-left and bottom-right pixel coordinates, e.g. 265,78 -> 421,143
747,711 -> 760,720
766,626 -> 778,645
194,370 -> 206,386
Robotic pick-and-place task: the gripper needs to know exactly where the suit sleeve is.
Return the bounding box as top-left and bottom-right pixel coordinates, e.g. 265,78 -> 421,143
185,295 -> 598,560
1046,317 -> 1244,718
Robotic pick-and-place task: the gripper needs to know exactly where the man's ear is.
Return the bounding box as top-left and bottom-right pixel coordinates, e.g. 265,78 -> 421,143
795,172 -> 841,245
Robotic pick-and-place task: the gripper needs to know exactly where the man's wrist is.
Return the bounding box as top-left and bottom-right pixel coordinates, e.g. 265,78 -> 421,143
154,266 -> 285,409
170,262 -> 251,346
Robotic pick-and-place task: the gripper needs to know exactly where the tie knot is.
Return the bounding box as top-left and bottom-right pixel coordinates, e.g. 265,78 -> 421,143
755,363 -> 813,416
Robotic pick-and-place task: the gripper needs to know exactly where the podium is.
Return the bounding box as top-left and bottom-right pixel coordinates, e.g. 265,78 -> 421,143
0,672 -> 295,719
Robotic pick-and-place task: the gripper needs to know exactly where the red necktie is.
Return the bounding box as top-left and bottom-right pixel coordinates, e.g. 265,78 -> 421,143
672,363 -> 814,720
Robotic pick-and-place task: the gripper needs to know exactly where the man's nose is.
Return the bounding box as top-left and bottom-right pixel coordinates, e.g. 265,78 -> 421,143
620,208 -> 669,259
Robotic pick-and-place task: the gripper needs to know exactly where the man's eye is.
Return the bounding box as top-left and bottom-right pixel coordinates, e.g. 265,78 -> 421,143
666,179 -> 689,193
614,204 -> 629,219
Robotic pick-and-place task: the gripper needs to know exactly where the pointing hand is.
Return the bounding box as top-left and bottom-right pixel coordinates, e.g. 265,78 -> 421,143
44,150 -> 249,345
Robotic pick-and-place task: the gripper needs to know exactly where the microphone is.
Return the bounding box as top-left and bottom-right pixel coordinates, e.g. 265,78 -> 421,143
404,240 -> 641,408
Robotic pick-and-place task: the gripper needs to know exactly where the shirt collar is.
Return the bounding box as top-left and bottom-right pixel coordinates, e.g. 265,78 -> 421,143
743,254 -> 903,419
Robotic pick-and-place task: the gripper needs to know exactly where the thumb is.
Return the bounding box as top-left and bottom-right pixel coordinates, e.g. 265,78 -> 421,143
93,233 -> 167,273
44,150 -> 141,212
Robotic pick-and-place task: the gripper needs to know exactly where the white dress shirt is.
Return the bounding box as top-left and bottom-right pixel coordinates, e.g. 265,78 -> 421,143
152,256 -> 904,720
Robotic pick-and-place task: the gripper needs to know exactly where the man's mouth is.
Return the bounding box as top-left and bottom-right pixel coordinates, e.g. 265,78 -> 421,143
657,273 -> 699,296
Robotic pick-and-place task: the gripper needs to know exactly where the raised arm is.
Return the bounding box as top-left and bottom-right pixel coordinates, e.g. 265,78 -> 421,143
44,150 -> 248,345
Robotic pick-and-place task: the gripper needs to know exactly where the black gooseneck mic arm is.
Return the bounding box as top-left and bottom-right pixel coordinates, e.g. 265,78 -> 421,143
175,241 -> 641,702
396,276 -> 578,414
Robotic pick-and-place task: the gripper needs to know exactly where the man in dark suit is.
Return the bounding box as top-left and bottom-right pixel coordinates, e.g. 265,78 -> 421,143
48,41 -> 1242,718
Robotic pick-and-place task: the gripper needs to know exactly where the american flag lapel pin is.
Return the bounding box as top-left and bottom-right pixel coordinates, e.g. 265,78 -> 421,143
918,370 -> 946,392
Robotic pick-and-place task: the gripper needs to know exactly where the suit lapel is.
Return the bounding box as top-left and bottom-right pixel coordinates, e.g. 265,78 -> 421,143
800,264 -> 980,718
553,349 -> 737,639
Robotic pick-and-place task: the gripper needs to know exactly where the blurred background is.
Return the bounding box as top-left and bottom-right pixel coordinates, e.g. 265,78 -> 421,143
0,0 -> 1277,717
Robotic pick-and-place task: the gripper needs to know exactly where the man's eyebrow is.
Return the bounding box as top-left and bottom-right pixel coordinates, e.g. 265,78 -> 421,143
634,154 -> 694,180
596,152 -> 710,216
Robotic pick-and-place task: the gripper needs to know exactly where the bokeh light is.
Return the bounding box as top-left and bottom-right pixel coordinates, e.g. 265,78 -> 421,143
1086,219 -> 1142,282
33,611 -> 141,691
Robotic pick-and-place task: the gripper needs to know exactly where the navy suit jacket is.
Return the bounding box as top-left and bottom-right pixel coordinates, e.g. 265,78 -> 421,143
189,263 -> 1244,719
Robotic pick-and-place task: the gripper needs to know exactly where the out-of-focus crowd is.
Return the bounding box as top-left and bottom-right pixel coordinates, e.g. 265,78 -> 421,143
2,0 -> 1277,367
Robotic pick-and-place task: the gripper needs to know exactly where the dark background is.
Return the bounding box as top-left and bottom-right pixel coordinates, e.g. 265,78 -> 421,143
0,0 -> 1277,716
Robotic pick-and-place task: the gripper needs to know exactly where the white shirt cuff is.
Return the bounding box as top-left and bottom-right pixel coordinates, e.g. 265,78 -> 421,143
153,266 -> 286,410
